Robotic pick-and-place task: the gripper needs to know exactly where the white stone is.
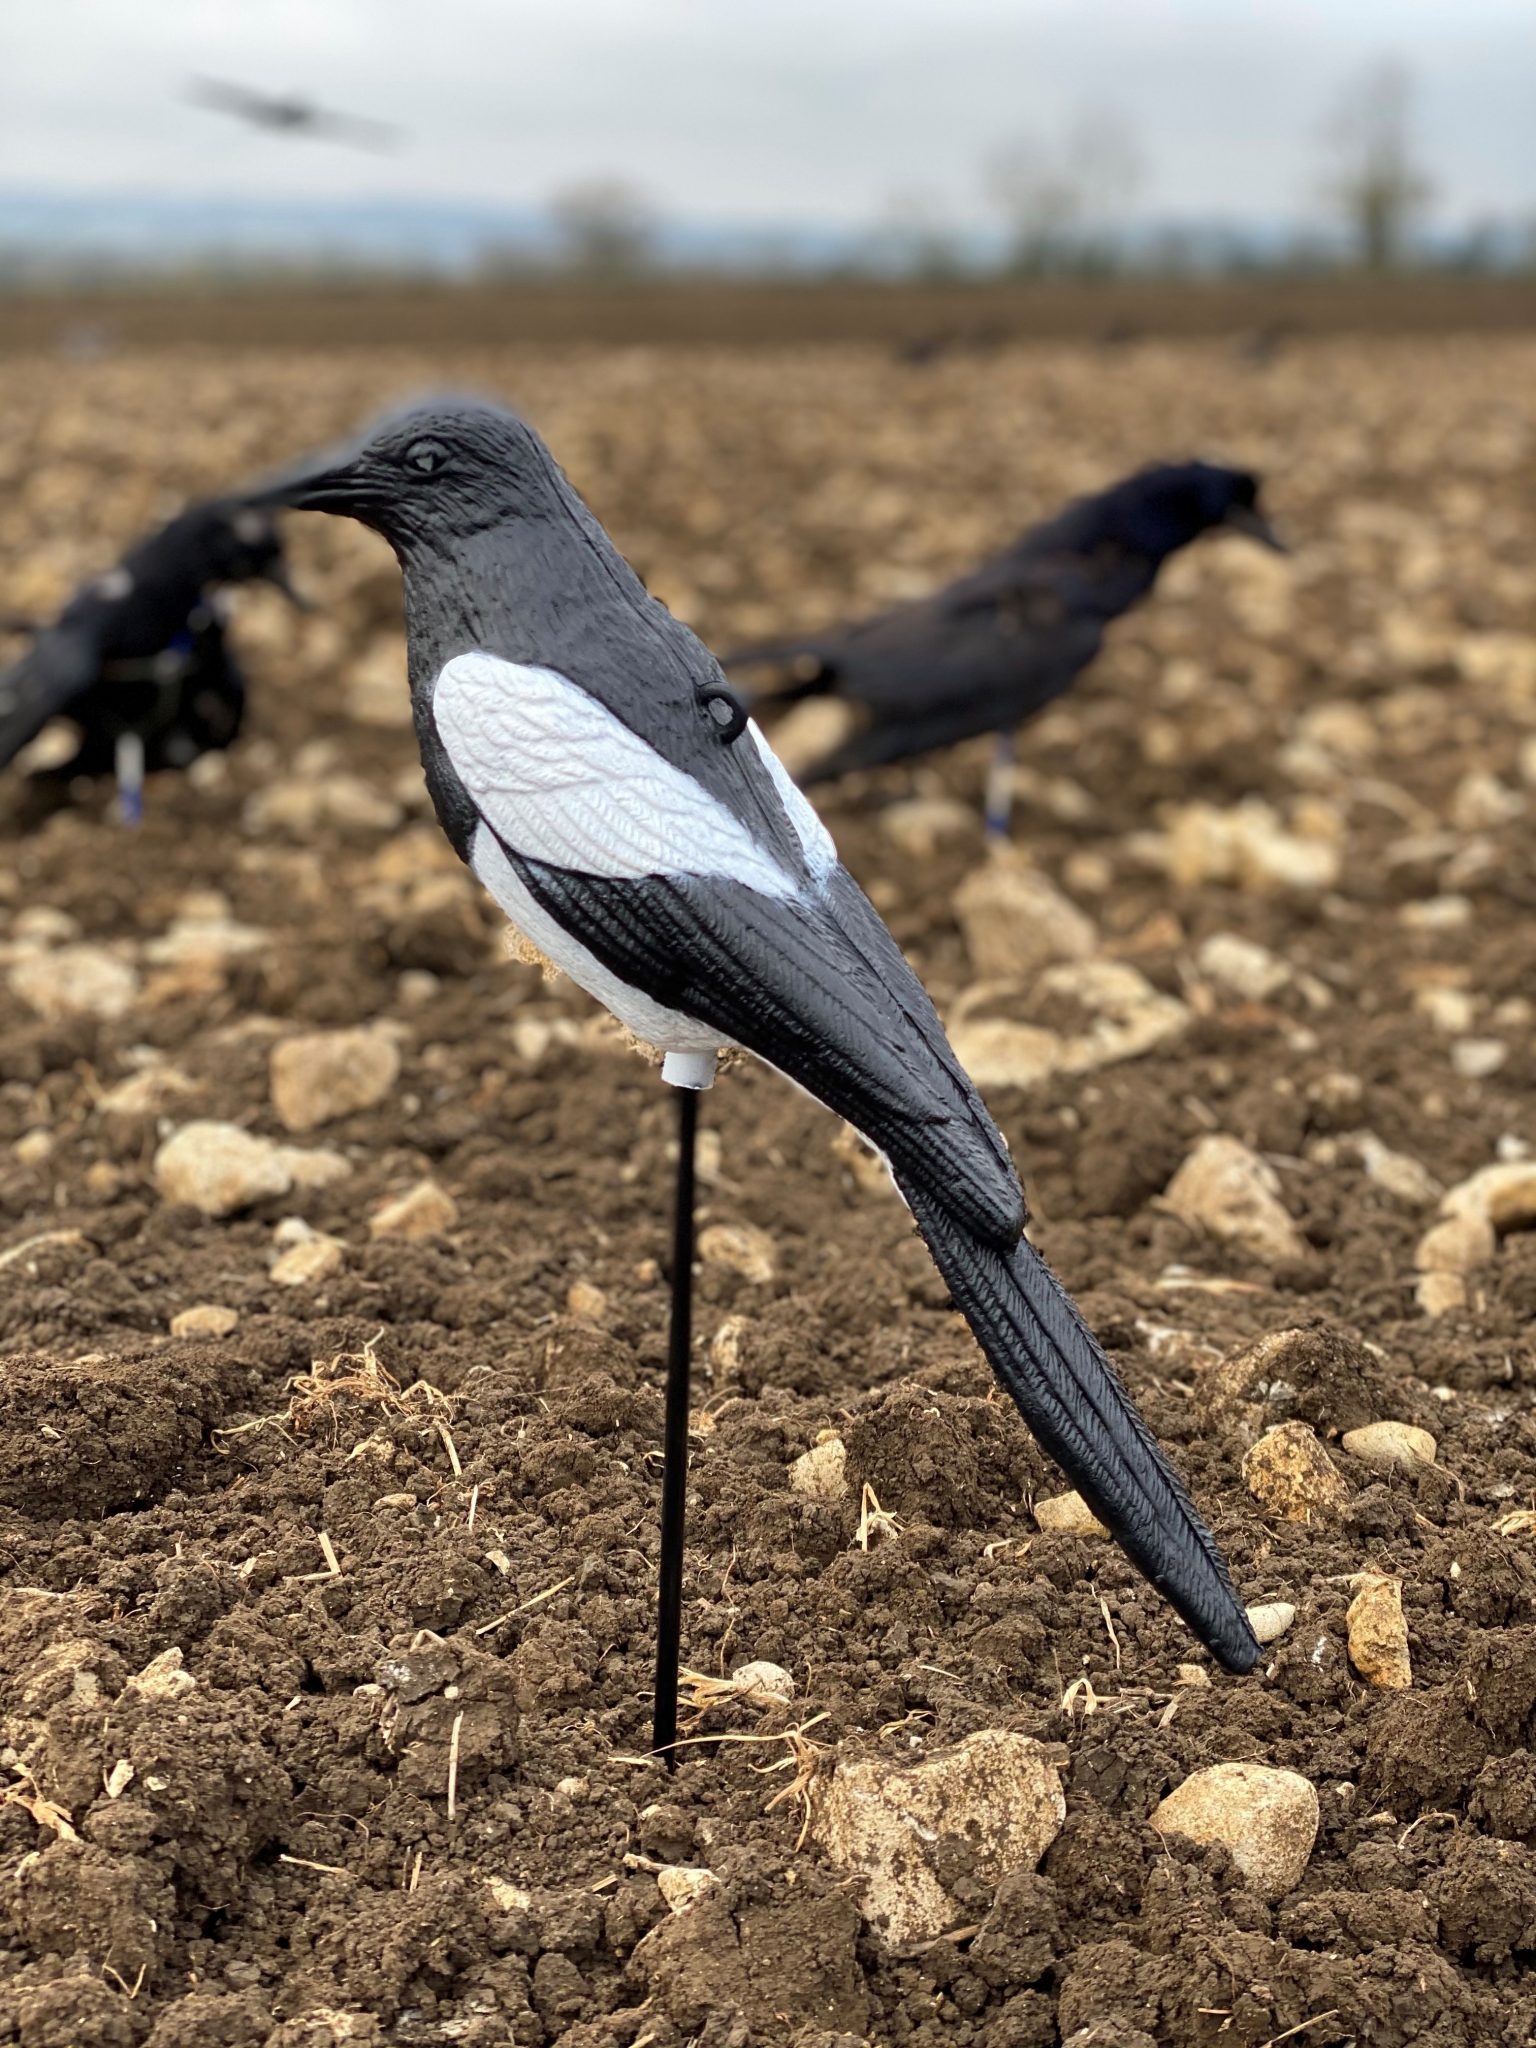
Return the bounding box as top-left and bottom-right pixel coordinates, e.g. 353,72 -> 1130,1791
1033,1491 -> 1107,1538
954,854 -> 1098,983
270,1026 -> 401,1132
730,1661 -> 794,1705
816,1730 -> 1066,1942
271,1236 -> 346,1287
1150,1763 -> 1318,1900
10,944 -> 138,1020
154,1122 -> 294,1217
1163,1135 -> 1309,1264
1340,1421 -> 1437,1474
124,1647 -> 197,1703
1440,1162 -> 1536,1235
949,961 -> 1188,1091
1245,1602 -> 1298,1645
170,1304 -> 239,1339
1451,1038 -> 1508,1081
699,1222 -> 777,1283
789,1438 -> 848,1501
369,1179 -> 459,1240
1196,932 -> 1289,1002
656,1866 -> 719,1914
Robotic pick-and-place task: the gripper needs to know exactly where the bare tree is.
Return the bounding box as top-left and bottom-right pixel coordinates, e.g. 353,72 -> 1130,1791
985,110 -> 1143,274
548,179 -> 657,277
1324,61 -> 1432,269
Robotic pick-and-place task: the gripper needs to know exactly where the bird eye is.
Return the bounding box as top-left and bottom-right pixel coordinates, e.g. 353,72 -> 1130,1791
403,437 -> 449,476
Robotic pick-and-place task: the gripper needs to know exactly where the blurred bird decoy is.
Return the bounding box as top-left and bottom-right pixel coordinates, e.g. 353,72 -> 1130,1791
0,500 -> 304,823
253,401 -> 1260,1758
724,461 -> 1286,833
185,76 -> 401,151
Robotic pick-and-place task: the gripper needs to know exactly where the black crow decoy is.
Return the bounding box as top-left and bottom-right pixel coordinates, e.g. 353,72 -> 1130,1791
185,76 -> 401,151
725,461 -> 1285,832
0,500 -> 302,822
255,402 -> 1260,1747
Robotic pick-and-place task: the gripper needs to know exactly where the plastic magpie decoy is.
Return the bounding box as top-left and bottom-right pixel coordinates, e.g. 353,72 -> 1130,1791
255,402 -> 1260,1746
0,499 -> 303,822
724,461 -> 1286,833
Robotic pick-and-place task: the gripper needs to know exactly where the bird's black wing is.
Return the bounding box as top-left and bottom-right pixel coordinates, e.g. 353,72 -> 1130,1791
0,627 -> 102,771
505,843 -> 1258,1673
519,846 -> 1022,1245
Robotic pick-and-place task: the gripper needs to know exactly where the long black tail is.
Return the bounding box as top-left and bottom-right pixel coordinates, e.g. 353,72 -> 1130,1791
902,1179 -> 1259,1673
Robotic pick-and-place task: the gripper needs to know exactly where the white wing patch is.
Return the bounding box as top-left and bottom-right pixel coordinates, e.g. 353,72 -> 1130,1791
747,719 -> 837,881
433,653 -> 800,896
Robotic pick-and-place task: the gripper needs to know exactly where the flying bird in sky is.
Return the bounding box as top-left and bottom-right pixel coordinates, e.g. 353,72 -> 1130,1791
0,500 -> 303,821
185,76 -> 402,151
724,461 -> 1285,832
255,401 -> 1260,1687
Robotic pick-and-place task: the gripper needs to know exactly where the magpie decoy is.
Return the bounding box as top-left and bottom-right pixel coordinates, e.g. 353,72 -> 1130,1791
255,402 -> 1260,1751
724,462 -> 1286,833
0,500 -> 302,823
185,76 -> 401,151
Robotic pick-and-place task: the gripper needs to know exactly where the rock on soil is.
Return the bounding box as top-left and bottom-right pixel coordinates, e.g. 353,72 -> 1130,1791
789,1436 -> 848,1499
153,1120 -> 350,1217
9,942 -> 138,1019
1242,1421 -> 1350,1522
153,1121 -> 298,1216
1150,1762 -> 1320,1899
367,1178 -> 458,1239
1347,1573 -> 1413,1689
1034,1490 -> 1108,1537
816,1730 -> 1066,1941
1163,1134 -> 1310,1263
270,1025 -> 402,1132
1341,1420 -> 1437,1473
954,852 -> 1097,981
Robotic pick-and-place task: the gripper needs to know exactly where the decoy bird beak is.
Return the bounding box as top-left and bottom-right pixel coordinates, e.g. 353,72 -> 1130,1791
1223,505 -> 1289,553
247,440 -> 364,515
262,560 -> 314,611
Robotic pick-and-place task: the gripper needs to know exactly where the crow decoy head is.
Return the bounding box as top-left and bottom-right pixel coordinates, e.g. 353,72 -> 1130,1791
259,398 -> 1261,1677
194,503 -> 306,602
1061,461 -> 1285,564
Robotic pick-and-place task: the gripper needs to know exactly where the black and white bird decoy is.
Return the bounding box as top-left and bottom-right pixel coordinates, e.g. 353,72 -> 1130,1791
724,462 -> 1286,833
185,75 -> 401,151
255,402 -> 1260,1751
0,500 -> 303,823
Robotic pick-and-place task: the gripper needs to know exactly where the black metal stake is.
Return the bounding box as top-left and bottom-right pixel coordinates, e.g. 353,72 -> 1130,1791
653,1082 -> 699,1766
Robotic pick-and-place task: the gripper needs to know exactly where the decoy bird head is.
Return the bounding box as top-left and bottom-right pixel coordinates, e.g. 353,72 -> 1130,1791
1097,462 -> 1286,561
210,503 -> 307,598
174,502 -> 309,607
254,400 -> 557,553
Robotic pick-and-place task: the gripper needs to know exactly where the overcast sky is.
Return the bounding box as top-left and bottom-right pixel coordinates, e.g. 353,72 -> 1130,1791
3,0 -> 1532,229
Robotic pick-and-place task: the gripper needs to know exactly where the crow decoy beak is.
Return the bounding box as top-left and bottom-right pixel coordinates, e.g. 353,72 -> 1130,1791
1222,504 -> 1289,552
260,559 -> 314,611
263,402 -> 1262,1732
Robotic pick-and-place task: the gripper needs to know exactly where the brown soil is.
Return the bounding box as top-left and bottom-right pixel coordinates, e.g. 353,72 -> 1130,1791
1,337 -> 1535,2047
2,275 -> 1536,357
